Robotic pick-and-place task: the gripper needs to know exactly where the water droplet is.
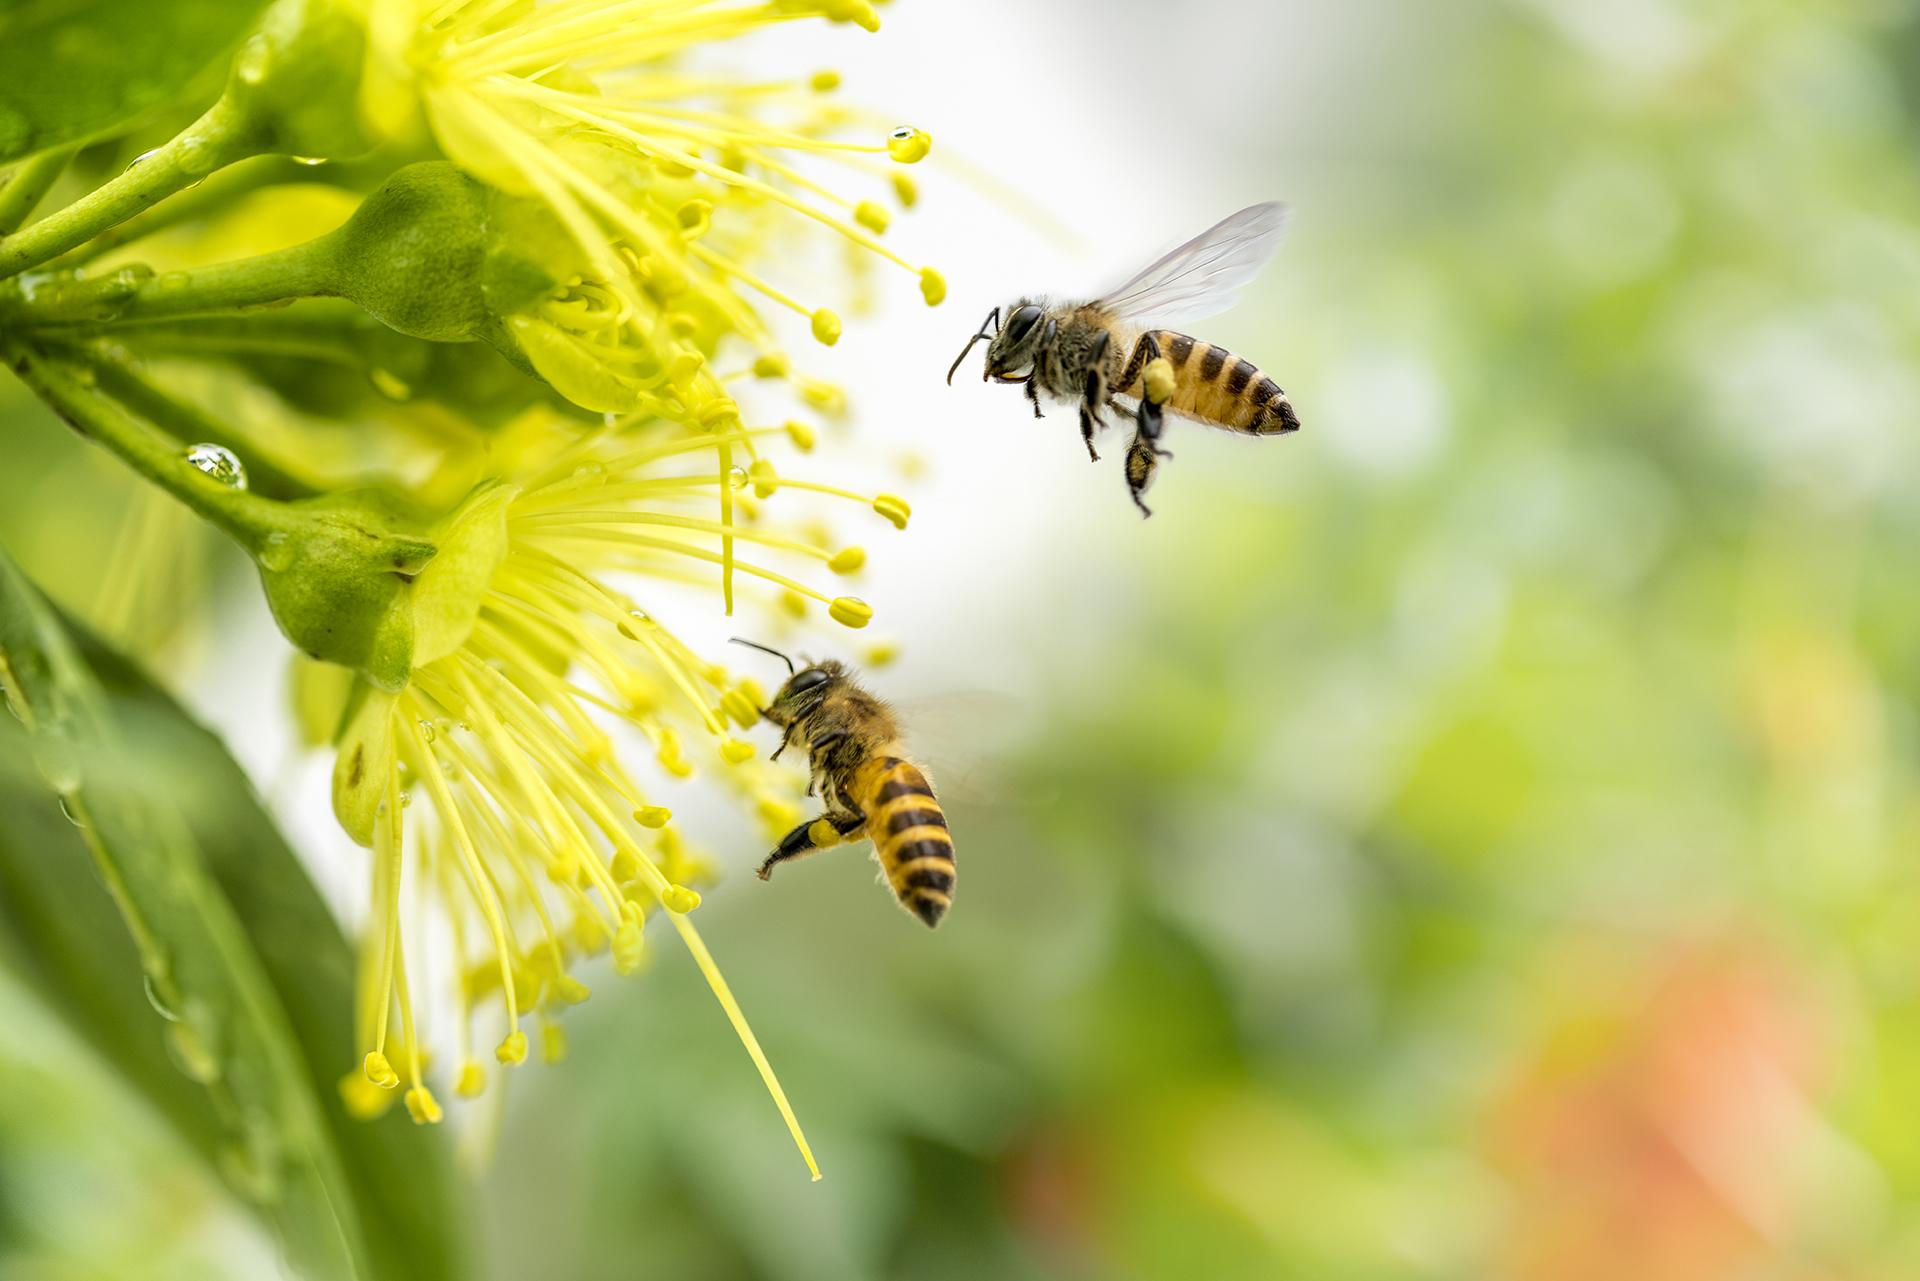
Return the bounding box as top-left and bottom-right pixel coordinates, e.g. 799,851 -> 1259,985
183,443 -> 247,490
32,734 -> 80,792
234,35 -> 271,87
398,791 -> 411,809
602,411 -> 620,429
571,461 -> 606,486
123,146 -> 163,174
417,719 -> 436,744
257,531 -> 293,572
727,465 -> 749,491
143,973 -> 181,1022
615,607 -> 653,641
56,794 -> 81,826
291,155 -> 327,167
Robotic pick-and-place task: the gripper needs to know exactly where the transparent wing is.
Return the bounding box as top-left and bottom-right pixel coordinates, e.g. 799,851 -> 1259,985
1094,201 -> 1290,325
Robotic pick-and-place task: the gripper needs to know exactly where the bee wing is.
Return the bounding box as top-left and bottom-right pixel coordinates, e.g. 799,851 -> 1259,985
1093,201 -> 1290,325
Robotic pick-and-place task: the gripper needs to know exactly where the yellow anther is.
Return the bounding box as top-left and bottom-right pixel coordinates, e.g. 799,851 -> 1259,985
781,590 -> 809,619
614,919 -> 647,975
785,420 -> 817,451
456,1061 -> 486,1099
829,596 -> 873,628
340,1071 -> 393,1120
919,267 -> 946,306
1143,356 -> 1177,405
404,1085 -> 444,1125
855,200 -> 890,234
573,911 -> 609,955
755,351 -> 790,378
799,378 -> 846,415
663,884 -> 703,913
758,794 -> 803,831
677,198 -> 713,235
667,349 -> 705,384
721,687 -> 762,728
810,69 -> 841,92
811,309 -> 842,346
822,0 -> 879,30
555,975 -> 591,1005
872,494 -> 911,529
886,125 -> 931,163
721,737 -> 758,764
891,172 -> 918,207
829,546 -> 867,574
609,846 -> 642,881
542,1022 -> 569,1064
497,1030 -> 529,1066
749,458 -> 779,497
633,804 -> 673,828
363,1050 -> 399,1089
865,639 -> 901,667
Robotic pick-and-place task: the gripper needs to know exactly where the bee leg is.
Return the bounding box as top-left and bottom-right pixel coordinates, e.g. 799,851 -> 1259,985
1125,427 -> 1162,518
758,810 -> 867,881
1023,376 -> 1043,419
1078,331 -> 1112,462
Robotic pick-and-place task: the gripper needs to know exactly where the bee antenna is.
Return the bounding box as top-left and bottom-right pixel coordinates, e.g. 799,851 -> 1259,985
946,307 -> 1001,385
728,636 -> 796,676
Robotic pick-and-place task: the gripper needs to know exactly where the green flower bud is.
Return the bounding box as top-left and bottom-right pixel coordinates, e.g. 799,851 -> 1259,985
226,0 -> 392,161
328,162 -> 494,343
255,489 -> 435,693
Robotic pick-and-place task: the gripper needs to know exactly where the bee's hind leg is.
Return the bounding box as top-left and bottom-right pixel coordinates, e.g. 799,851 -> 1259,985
759,809 -> 867,881
1126,395 -> 1172,518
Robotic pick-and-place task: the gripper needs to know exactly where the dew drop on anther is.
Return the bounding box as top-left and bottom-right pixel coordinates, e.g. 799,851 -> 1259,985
183,443 -> 247,490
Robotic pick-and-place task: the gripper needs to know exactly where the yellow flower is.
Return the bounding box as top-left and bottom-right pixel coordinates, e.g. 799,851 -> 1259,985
384,0 -> 941,617
325,403 -> 910,1179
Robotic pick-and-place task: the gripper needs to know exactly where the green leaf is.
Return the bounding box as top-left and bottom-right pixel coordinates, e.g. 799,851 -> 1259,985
0,0 -> 273,164
0,542 -> 462,1280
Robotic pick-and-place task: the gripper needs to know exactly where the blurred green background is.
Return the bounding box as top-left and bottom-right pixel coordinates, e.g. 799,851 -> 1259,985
9,0 -> 1920,1278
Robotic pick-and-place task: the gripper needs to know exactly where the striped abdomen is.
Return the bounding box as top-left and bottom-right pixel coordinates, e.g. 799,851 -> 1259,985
1125,331 -> 1299,435
857,754 -> 954,927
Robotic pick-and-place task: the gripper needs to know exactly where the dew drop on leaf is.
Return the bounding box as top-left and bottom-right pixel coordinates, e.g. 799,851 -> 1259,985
183,443 -> 247,490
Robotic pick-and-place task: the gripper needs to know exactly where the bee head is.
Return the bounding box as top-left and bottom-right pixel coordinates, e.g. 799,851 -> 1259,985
946,300 -> 1047,386
984,300 -> 1046,379
767,660 -> 845,724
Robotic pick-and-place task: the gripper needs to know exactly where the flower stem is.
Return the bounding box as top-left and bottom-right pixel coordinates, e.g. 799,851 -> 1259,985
0,237 -> 337,331
0,95 -> 264,280
1,340 -> 291,555
0,147 -> 78,236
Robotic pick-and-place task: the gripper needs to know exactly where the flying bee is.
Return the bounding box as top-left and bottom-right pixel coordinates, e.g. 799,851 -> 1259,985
947,202 -> 1299,516
731,639 -> 955,928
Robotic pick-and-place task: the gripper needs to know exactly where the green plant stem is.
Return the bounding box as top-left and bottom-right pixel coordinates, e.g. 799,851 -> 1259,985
1,341 -> 294,556
88,347 -> 321,501
0,95 -> 264,280
0,147 -> 78,235
0,237 -> 337,331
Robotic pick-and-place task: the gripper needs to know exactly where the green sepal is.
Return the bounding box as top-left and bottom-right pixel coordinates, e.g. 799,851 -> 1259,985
410,480 -> 517,667
330,680 -> 397,847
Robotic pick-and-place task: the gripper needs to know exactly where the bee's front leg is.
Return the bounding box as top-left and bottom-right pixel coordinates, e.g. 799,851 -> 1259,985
1023,375 -> 1043,419
759,810 -> 867,880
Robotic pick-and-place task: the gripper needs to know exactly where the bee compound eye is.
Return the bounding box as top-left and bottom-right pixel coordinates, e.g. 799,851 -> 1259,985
1004,305 -> 1042,344
786,668 -> 832,695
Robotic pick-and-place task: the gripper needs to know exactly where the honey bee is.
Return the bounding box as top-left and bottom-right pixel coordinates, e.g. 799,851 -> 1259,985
947,202 -> 1299,516
732,639 -> 955,927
